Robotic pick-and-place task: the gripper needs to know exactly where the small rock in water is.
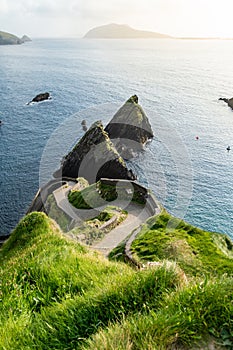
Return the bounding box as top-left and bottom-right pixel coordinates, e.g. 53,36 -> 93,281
27,92 -> 51,105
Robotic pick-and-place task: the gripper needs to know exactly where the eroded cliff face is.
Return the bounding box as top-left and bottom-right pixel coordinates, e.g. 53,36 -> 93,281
105,95 -> 153,159
54,121 -> 136,183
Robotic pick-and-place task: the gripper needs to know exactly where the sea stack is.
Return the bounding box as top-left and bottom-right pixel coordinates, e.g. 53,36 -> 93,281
105,95 -> 153,159
54,121 -> 136,183
21,35 -> 32,43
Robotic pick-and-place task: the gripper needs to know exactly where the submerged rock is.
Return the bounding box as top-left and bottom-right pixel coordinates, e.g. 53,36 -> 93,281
219,97 -> 233,110
54,121 -> 136,183
105,95 -> 153,159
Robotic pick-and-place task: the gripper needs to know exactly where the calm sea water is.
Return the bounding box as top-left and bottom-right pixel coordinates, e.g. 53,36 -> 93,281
1,38 -> 233,238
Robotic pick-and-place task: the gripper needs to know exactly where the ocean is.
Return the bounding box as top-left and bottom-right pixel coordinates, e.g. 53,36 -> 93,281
1,38 -> 233,239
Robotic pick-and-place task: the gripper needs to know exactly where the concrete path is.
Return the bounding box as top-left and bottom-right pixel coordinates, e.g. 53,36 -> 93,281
92,204 -> 153,256
53,182 -> 78,220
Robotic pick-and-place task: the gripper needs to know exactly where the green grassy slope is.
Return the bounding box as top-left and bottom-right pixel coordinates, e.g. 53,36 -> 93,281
0,212 -> 182,349
82,277 -> 233,350
1,211 -> 232,349
129,210 -> 233,277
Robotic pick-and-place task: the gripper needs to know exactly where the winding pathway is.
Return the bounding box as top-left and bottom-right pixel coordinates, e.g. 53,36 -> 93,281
53,181 -> 161,257
92,204 -> 152,256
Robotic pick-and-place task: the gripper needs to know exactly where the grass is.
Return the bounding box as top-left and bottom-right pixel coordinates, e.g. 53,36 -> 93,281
81,276 -> 233,350
68,182 -> 102,209
129,210 -> 233,277
0,212 -> 181,349
68,180 -> 146,209
1,211 -> 233,349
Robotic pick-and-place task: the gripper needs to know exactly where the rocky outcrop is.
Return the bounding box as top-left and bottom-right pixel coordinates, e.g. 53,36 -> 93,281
21,35 -> 32,43
219,97 -> 233,110
105,95 -> 153,159
81,120 -> 87,131
0,31 -> 31,45
0,31 -> 23,45
54,121 -> 136,183
27,92 -> 51,104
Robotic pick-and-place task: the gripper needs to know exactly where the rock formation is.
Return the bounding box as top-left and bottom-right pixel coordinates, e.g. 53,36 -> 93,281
27,92 -> 51,104
219,97 -> 233,110
81,120 -> 87,131
54,121 -> 136,183
21,35 -> 32,43
105,95 -> 153,159
0,31 -> 31,45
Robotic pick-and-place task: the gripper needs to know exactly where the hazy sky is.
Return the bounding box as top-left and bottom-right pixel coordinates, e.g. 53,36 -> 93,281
1,0 -> 233,38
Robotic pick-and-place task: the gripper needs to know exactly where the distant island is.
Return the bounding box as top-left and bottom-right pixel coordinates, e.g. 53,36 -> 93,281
84,24 -> 233,41
0,31 -> 31,45
83,23 -> 172,39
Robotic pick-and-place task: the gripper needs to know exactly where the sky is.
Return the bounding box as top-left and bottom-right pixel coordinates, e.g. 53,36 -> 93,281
1,0 -> 233,38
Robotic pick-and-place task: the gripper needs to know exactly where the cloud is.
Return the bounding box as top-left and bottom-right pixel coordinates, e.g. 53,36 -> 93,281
0,0 -> 70,16
71,0 -> 152,18
1,0 -> 233,38
0,0 -> 8,13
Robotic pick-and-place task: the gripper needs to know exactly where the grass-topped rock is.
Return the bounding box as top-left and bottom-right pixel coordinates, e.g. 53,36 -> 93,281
54,121 -> 136,183
105,95 -> 153,159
